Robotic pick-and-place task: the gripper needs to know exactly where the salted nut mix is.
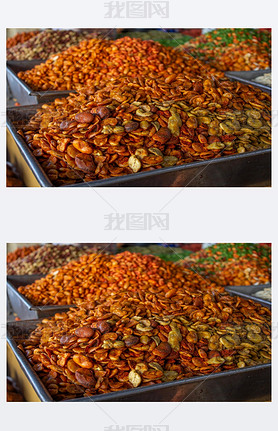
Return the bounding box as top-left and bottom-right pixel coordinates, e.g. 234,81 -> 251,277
17,252 -> 271,400
16,37 -> 271,185
6,29 -> 98,61
7,244 -> 100,275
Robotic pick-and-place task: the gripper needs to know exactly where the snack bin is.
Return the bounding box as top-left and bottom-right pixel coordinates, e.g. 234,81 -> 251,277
7,293 -> 271,402
7,60 -> 74,105
7,275 -> 76,320
7,105 -> 271,187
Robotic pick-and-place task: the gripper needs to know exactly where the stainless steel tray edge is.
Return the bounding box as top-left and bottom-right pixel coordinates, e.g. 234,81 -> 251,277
7,276 -> 76,319
7,60 -> 74,105
225,284 -> 271,307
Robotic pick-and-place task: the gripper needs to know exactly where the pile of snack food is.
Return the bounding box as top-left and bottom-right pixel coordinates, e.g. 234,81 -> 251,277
6,30 -> 40,49
119,244 -> 192,261
7,29 -> 104,61
7,243 -> 101,275
16,251 -> 271,400
180,29 -> 271,71
117,30 -> 192,47
178,243 -> 271,286
17,36 -> 220,91
7,244 -> 40,263
17,251 -> 215,305
15,37 -> 270,186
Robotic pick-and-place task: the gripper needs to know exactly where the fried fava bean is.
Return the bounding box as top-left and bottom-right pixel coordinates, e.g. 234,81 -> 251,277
19,289 -> 271,400
75,369 -> 96,388
16,38 -> 271,186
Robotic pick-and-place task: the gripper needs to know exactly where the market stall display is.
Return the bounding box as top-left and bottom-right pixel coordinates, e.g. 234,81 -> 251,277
7,243 -> 101,275
6,108 -> 271,187
180,29 -> 271,71
6,245 -> 272,401
178,243 -> 271,286
6,31 -> 272,187
12,37 -> 270,186
12,251 -> 270,400
6,29 -> 105,61
7,60 -> 75,105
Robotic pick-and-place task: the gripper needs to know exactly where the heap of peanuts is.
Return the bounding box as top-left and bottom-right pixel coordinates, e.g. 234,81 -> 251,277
17,59 -> 271,185
17,252 -> 271,400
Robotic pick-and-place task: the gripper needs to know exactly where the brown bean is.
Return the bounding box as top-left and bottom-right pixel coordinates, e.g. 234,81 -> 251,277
75,112 -> 95,123
125,336 -> 139,347
94,321 -> 111,334
124,121 -> 139,132
152,127 -> 172,144
75,368 -> 96,388
152,342 -> 172,359
75,327 -> 95,338
75,154 -> 95,172
95,106 -> 110,119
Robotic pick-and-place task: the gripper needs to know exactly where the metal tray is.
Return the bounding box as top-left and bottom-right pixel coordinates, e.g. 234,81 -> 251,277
7,275 -> 76,320
7,105 -> 271,187
225,69 -> 271,93
7,319 -> 271,402
225,284 -> 271,307
7,60 -> 74,105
